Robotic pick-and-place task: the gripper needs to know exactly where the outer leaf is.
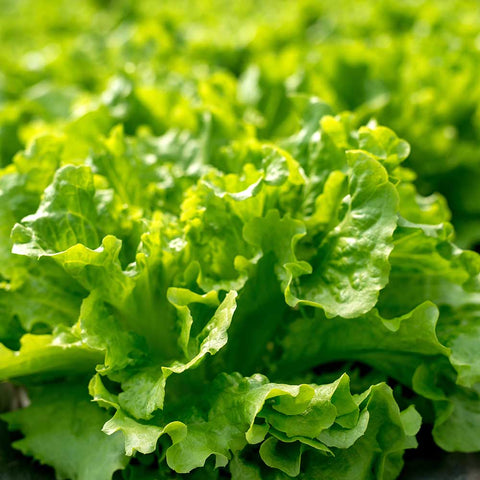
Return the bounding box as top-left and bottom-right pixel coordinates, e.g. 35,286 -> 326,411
279,302 -> 448,384
1,383 -> 128,480
163,372 -> 414,476
0,332 -> 102,380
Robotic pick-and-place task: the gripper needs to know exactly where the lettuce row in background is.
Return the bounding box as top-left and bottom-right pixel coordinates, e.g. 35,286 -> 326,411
0,95 -> 479,480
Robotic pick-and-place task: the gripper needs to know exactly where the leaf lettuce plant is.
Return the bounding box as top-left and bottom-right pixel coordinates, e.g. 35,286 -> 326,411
0,95 -> 479,479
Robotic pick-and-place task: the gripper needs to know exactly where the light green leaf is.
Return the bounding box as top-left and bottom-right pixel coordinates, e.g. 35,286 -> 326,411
12,165 -> 100,256
286,150 -> 398,318
0,332 -> 102,380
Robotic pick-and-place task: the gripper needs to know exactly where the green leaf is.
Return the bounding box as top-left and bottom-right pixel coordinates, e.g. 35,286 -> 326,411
12,165 -> 100,256
0,332 -> 102,380
279,301 -> 447,380
163,372 -> 414,476
116,290 -> 238,420
286,150 -> 398,318
259,437 -> 303,477
358,126 -> 410,171
102,409 -> 186,456
0,135 -> 60,282
300,384 -> 420,480
0,260 -> 85,332
1,383 -> 128,480
78,292 -> 146,374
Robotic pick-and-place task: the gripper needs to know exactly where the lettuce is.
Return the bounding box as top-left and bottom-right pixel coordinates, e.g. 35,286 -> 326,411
1,1 -> 480,479
0,92 -> 479,479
